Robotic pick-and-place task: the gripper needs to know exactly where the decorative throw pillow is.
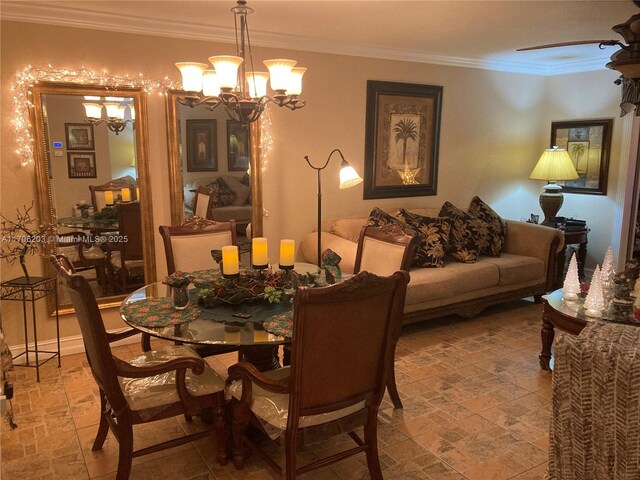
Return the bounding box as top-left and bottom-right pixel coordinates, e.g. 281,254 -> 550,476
397,209 -> 451,268
366,207 -> 407,236
438,202 -> 487,263
468,196 -> 507,257
208,177 -> 236,208
222,175 -> 251,206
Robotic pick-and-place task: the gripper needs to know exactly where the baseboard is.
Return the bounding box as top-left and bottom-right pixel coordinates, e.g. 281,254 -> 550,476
9,328 -> 140,365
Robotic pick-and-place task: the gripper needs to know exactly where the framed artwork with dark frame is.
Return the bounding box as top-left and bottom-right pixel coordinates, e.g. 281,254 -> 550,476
363,80 -> 443,199
65,123 -> 94,150
551,119 -> 613,195
186,119 -> 218,172
67,152 -> 97,178
226,120 -> 251,171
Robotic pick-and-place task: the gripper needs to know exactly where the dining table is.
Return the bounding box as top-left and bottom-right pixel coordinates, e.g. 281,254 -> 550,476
58,214 -> 119,233
119,263 -> 322,370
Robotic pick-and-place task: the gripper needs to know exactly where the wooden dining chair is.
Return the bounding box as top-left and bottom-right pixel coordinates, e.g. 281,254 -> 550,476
228,270 -> 409,479
193,186 -> 215,220
157,218 -> 239,357
89,175 -> 137,212
56,231 -> 108,293
105,201 -> 144,294
353,225 -> 419,409
50,255 -> 227,480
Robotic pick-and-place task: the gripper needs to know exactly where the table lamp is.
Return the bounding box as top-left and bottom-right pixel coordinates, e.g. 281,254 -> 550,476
529,146 -> 578,226
304,149 -> 363,268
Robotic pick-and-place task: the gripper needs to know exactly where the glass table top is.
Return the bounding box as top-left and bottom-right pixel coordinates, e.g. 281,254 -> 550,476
544,289 -> 640,326
58,215 -> 118,232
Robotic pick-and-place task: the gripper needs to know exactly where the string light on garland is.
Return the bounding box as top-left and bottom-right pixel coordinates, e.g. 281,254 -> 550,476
12,65 -> 178,167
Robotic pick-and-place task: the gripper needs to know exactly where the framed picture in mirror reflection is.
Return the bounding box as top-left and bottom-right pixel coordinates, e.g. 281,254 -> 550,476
227,121 -> 250,171
186,119 -> 218,172
65,123 -> 94,150
67,152 -> 97,178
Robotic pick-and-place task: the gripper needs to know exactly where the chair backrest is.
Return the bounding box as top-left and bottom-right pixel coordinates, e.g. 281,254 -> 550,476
288,270 -> 409,421
193,186 -> 214,219
159,219 -> 237,274
115,202 -> 143,261
353,225 -> 420,276
50,254 -> 128,412
89,175 -> 137,211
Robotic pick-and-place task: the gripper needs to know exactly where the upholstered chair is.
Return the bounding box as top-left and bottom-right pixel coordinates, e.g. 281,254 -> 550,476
228,271 -> 409,479
105,201 -> 144,293
56,231 -> 107,293
193,186 -> 215,220
353,225 -> 419,409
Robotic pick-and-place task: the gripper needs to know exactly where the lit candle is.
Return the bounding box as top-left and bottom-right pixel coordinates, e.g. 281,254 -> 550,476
121,187 -> 131,203
136,187 -> 140,201
279,239 -> 295,269
104,190 -> 114,206
254,328 -> 269,343
224,327 -> 241,343
221,245 -> 239,276
252,237 -> 268,268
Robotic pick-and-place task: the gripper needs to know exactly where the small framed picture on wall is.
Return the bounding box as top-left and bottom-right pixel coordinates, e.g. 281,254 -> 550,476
186,119 -> 218,172
67,152 -> 97,178
65,123 -> 95,150
227,121 -> 250,171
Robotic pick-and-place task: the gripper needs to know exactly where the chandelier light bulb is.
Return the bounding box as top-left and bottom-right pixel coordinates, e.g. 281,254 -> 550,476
103,102 -> 125,120
208,56 -> 243,90
82,103 -> 103,120
129,105 -> 136,120
263,59 -> 297,92
175,62 -> 208,93
202,70 -> 221,97
246,71 -> 269,98
83,95 -> 101,101
286,67 -> 306,96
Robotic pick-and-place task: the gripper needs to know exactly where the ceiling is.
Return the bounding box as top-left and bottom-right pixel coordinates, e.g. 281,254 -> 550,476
2,0 -> 638,76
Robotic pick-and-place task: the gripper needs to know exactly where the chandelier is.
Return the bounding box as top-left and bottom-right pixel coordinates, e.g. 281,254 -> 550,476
82,96 -> 135,135
175,0 -> 306,124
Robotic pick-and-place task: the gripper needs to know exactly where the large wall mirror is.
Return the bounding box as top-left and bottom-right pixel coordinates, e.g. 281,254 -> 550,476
30,82 -> 156,314
166,91 -> 263,241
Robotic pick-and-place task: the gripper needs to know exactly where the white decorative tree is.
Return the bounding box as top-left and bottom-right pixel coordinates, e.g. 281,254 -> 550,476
601,246 -> 615,287
563,252 -> 581,301
584,264 -> 605,317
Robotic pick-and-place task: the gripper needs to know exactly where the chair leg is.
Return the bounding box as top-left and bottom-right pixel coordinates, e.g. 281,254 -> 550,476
92,389 -> 110,451
231,400 -> 250,469
115,417 -> 134,480
363,410 -> 383,480
387,360 -> 403,409
214,402 -> 227,466
284,428 -> 297,480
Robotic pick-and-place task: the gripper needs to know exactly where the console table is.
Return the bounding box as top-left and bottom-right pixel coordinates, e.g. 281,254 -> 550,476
0,276 -> 60,382
554,226 -> 589,289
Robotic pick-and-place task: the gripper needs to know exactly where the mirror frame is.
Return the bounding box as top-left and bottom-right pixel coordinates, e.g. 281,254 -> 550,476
165,90 -> 263,235
29,82 -> 157,314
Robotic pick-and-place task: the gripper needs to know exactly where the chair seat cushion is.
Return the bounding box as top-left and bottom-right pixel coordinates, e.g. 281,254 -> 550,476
228,366 -> 365,438
109,251 -> 144,270
119,346 -> 225,414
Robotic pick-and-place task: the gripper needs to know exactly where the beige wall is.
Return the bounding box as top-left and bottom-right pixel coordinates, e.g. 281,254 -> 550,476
0,20 -> 628,346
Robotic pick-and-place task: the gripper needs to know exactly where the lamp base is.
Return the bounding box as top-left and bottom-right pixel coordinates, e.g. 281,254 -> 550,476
539,183 -> 564,226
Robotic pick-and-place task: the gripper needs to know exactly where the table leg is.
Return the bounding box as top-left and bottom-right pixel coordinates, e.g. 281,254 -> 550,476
539,307 -> 555,371
555,246 -> 567,290
239,345 -> 280,371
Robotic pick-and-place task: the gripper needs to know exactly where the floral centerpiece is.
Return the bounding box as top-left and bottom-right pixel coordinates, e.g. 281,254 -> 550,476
162,271 -> 192,288
75,200 -> 92,219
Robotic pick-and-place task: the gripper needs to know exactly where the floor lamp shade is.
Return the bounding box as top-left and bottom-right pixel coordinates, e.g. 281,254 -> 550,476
529,147 -> 578,225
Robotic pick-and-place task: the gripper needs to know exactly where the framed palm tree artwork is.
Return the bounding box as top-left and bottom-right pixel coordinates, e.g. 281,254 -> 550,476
551,119 -> 613,195
364,80 -> 442,199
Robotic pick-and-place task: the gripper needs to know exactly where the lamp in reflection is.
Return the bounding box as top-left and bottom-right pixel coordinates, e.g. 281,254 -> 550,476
82,97 -> 134,135
304,149 -> 363,268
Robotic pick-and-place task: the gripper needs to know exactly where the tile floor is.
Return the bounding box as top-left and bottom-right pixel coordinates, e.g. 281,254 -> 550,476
1,298 -> 552,479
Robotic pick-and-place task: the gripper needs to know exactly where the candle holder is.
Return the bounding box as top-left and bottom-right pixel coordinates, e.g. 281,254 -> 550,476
252,263 -> 268,270
279,264 -> 294,271
222,272 -> 240,279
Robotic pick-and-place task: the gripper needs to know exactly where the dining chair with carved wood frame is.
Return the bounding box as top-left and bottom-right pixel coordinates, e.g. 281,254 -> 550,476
228,270 -> 409,479
51,254 -> 227,480
353,225 -> 419,409
105,201 -> 144,294
193,186 -> 215,220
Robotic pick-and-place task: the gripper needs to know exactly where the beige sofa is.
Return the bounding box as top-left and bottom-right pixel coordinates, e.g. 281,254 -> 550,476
300,208 -> 563,324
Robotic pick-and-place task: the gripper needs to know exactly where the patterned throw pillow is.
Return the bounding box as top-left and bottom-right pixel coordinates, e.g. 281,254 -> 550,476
366,207 -> 407,236
438,202 -> 488,263
208,177 -> 236,208
396,209 -> 450,268
468,196 -> 507,257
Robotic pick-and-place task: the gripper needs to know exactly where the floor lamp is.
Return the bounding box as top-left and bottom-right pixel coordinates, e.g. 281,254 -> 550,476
304,149 -> 363,268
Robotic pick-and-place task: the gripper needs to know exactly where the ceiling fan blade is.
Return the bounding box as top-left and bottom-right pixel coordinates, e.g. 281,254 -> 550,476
517,40 -> 621,51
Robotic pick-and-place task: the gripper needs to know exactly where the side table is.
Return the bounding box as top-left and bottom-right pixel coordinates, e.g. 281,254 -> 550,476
554,227 -> 589,289
0,276 -> 60,381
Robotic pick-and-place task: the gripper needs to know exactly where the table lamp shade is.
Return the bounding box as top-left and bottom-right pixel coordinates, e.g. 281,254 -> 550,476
529,147 -> 579,225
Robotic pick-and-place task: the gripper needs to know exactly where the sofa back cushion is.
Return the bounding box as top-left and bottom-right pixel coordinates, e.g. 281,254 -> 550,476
396,209 -> 450,268
329,218 -> 367,243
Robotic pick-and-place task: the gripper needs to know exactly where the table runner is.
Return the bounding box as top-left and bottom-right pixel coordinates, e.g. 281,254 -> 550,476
122,298 -> 201,328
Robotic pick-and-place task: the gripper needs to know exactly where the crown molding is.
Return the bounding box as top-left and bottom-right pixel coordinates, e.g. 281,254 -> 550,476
1,2 -> 608,77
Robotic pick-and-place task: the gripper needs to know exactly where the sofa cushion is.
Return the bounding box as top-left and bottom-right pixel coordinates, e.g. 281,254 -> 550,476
367,207 -> 406,236
405,261 -> 500,305
439,202 -> 488,263
478,254 -> 544,286
222,175 -> 251,206
330,218 -> 367,243
396,209 -> 450,268
468,196 -> 507,257
209,177 -> 236,208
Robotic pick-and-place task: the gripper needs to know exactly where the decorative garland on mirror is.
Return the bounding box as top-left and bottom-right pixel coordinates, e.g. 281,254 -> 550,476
12,65 -> 274,169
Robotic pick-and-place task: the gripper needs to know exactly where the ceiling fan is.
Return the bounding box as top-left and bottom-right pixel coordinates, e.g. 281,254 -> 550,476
518,1 -> 640,80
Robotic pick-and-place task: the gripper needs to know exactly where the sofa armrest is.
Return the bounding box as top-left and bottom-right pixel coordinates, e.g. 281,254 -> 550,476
503,220 -> 564,291
299,232 -> 358,274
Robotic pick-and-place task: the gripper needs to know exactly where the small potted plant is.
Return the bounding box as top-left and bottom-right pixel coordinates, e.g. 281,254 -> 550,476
162,271 -> 192,310
75,200 -> 92,219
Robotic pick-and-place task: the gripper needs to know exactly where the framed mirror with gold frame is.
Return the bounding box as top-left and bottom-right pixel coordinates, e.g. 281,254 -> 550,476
29,82 -> 156,314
